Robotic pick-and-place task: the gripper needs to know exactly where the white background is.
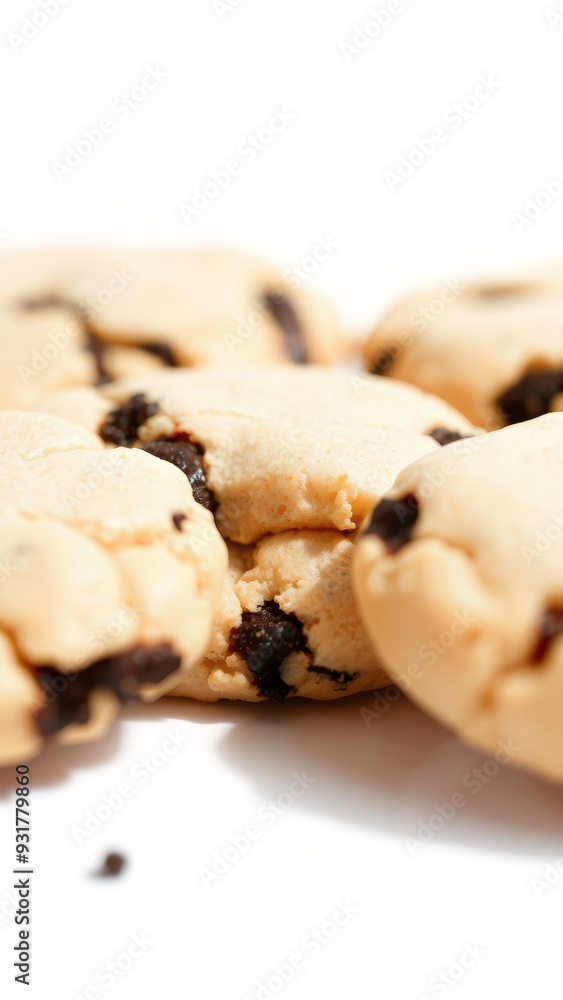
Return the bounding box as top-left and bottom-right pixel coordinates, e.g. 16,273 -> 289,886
1,1 -> 563,997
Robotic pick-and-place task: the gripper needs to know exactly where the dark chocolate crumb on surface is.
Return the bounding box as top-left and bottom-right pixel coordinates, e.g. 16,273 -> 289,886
428,427 -> 470,447
364,494 -> 419,553
97,852 -> 127,877
307,665 -> 358,685
533,610 -> 563,662
172,511 -> 187,531
230,601 -> 304,702
368,347 -> 397,377
37,643 -> 181,735
497,369 -> 563,425
100,393 -> 159,446
263,291 -> 308,364
142,436 -> 217,513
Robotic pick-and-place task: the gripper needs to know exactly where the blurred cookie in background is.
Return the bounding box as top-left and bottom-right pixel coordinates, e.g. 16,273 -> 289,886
364,264 -> 563,430
0,246 -> 343,409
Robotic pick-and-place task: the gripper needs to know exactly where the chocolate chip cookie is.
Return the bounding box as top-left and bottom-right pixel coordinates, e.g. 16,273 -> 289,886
0,246 -> 343,409
354,413 -> 563,782
364,266 -> 563,430
0,411 -> 226,765
171,532 -> 389,703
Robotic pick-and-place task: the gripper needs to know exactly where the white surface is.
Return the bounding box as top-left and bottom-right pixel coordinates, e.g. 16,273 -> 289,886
1,1 -> 563,997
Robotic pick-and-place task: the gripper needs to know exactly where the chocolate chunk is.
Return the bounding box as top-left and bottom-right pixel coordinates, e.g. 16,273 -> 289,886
37,643 -> 180,735
230,601 -> 304,702
139,341 -> 179,367
172,512 -> 187,531
474,283 -> 532,300
142,436 -> 217,513
533,610 -> 563,662
428,427 -> 469,447
307,665 -> 358,685
21,295 -> 113,385
21,295 -> 69,311
497,369 -> 563,425
263,291 -> 307,363
364,494 -> 419,553
368,347 -> 397,377
97,852 -> 127,877
84,325 -> 113,385
100,393 -> 159,446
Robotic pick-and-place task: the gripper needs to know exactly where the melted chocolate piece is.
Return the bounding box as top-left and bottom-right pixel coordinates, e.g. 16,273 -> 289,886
172,511 -> 187,531
368,347 -> 397,377
230,601 -> 304,702
497,369 -> 563,425
37,643 -> 180,735
428,427 -> 469,447
263,291 -> 307,364
364,494 -> 419,553
307,665 -> 358,685
140,341 -> 179,367
533,610 -> 563,662
142,436 -> 217,514
100,393 -> 159,446
97,852 -> 127,877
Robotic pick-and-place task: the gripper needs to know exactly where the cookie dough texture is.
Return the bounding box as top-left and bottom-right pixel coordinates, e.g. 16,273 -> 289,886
171,532 -> 389,702
39,367 -> 478,703
354,413 -> 563,783
0,411 -> 226,765
40,366 -> 479,545
0,246 -> 343,409
364,266 -> 563,430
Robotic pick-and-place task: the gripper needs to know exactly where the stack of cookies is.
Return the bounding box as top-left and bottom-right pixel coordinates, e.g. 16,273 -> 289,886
2,248 -> 563,784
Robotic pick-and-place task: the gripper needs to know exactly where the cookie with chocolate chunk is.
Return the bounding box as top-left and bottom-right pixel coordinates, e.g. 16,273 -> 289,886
171,532 -> 389,703
0,411 -> 226,766
38,366 -> 479,544
353,412 -> 563,783
0,246 -> 342,409
363,266 -> 563,429
37,367 -> 478,703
